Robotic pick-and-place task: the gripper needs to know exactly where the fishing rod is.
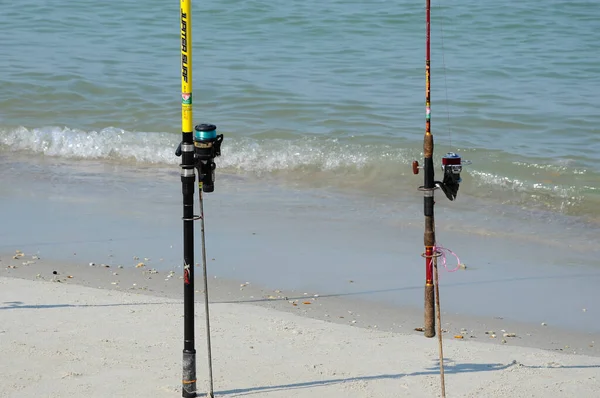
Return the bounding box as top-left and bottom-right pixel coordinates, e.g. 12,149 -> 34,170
412,1 -> 466,395
413,0 -> 464,340
176,1 -> 223,396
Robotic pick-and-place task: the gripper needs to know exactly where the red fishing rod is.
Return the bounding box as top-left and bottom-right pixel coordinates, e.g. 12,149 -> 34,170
423,0 -> 436,339
412,0 -> 464,339
411,2 -> 467,396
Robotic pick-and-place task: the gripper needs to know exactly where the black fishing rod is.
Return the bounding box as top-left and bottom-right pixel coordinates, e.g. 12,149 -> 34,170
176,1 -> 223,396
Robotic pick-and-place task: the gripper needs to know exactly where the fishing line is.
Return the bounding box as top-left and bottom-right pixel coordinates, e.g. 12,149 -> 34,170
433,255 -> 446,398
433,244 -> 462,273
436,0 -> 454,150
198,189 -> 215,397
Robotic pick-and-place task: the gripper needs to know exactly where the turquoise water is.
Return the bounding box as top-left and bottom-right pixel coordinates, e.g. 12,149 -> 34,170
1,0 -> 599,219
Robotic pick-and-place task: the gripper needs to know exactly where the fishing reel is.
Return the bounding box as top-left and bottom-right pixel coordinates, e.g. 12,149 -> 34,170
193,123 -> 223,193
438,152 -> 462,201
412,152 -> 465,201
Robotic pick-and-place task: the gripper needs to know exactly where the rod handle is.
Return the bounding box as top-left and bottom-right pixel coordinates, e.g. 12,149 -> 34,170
182,350 -> 197,397
424,283 -> 435,338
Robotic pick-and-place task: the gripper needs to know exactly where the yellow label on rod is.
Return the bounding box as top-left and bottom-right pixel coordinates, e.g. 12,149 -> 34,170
181,0 -> 193,133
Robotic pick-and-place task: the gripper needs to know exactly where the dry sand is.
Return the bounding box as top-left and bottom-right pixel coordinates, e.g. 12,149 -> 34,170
1,275 -> 599,398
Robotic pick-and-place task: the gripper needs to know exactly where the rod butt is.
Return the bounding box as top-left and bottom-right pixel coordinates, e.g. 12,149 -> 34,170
182,350 -> 197,397
424,283 -> 435,338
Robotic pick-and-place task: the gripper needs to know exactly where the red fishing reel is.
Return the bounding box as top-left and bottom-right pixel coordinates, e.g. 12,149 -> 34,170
440,152 -> 462,200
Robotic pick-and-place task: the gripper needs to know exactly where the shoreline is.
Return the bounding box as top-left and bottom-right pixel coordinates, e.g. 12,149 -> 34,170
2,253 -> 598,358
2,270 -> 600,397
1,153 -> 599,359
1,182 -> 599,336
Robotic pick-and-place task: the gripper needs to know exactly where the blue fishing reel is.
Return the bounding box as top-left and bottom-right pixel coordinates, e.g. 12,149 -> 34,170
193,123 -> 223,193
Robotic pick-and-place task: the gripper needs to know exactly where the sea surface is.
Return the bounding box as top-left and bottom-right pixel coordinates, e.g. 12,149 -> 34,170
1,1 -> 599,240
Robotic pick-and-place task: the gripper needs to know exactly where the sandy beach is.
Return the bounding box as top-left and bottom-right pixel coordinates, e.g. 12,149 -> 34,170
2,255 -> 600,398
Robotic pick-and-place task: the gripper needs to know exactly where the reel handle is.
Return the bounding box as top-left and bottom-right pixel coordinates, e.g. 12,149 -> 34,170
412,160 -> 423,175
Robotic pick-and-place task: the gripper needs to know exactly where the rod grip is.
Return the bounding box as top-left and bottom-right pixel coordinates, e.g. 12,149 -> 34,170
182,350 -> 197,397
424,133 -> 434,158
424,283 -> 435,338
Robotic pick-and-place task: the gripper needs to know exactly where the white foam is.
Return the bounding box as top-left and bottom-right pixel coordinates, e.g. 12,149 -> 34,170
0,126 -> 177,164
0,126 -> 409,173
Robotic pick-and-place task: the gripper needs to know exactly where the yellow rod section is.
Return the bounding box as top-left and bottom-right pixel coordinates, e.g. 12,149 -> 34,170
181,0 -> 192,134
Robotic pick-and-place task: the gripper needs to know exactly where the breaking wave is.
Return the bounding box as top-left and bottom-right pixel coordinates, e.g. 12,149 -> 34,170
1,125 -> 598,218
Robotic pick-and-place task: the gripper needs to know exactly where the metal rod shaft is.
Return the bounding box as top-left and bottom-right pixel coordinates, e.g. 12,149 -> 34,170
198,189 -> 215,398
180,1 -> 197,396
433,256 -> 446,397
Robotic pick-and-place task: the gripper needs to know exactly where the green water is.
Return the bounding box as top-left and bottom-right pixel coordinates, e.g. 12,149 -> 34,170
0,0 -> 599,219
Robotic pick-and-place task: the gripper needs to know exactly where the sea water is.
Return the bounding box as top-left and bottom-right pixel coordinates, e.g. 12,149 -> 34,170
1,1 -> 599,328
